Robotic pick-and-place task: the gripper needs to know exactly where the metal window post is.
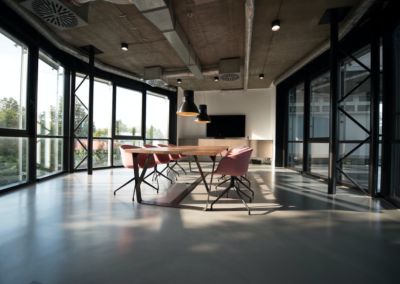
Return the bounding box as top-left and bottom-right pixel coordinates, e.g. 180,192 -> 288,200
88,46 -> 94,175
368,8 -> 381,196
328,10 -> 339,194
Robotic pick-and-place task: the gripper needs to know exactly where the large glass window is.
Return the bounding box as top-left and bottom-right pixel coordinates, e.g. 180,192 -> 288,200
308,143 -> 329,177
288,84 -> 304,169
113,139 -> 143,166
145,92 -> 169,145
74,76 -> 114,169
391,26 -> 400,201
288,142 -> 303,170
93,79 -> 112,138
310,72 -> 330,138
0,137 -> 28,189
0,31 -> 28,130
0,30 -> 29,190
93,79 -> 112,168
115,87 -> 142,136
36,52 -> 65,177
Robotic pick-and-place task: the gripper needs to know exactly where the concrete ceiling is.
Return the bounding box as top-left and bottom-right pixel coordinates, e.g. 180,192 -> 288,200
44,0 -> 359,91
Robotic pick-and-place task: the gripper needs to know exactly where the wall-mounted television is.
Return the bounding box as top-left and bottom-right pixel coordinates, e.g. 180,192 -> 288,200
206,115 -> 245,138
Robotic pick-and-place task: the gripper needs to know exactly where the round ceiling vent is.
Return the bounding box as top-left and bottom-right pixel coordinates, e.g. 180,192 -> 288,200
32,0 -> 79,29
146,79 -> 168,87
220,73 -> 240,81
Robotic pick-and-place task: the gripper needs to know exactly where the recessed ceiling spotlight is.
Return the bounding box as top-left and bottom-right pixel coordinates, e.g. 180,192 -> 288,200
214,76 -> 219,82
177,78 -> 182,84
271,19 -> 280,31
259,74 -> 264,79
121,43 -> 128,51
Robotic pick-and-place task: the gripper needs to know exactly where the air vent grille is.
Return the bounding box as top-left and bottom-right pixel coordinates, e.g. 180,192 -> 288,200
20,0 -> 88,30
146,79 -> 168,87
220,73 -> 240,81
33,0 -> 78,28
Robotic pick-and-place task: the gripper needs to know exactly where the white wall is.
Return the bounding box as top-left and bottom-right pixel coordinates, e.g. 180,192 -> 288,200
177,87 -> 276,141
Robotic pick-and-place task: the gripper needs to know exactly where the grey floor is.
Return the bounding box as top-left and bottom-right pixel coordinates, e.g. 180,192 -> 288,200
0,164 -> 399,284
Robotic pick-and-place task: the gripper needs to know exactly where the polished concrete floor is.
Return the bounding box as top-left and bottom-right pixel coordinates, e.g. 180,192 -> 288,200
0,164 -> 399,284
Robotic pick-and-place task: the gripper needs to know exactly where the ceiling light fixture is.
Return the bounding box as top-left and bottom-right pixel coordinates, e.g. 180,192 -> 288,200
177,13 -> 199,117
195,104 -> 211,123
121,43 -> 128,51
214,76 -> 219,82
271,19 -> 280,31
259,74 -> 264,79
195,47 -> 211,123
177,90 -> 199,116
177,78 -> 182,84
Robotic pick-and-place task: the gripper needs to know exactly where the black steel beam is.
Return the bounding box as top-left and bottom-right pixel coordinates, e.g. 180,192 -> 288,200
338,106 -> 371,135
87,46 -> 94,175
368,8 -> 381,197
63,69 -> 71,172
27,44 -> 39,183
303,73 -> 310,173
328,10 -> 339,195
338,74 -> 371,104
380,15 -> 395,197
69,63 -> 76,173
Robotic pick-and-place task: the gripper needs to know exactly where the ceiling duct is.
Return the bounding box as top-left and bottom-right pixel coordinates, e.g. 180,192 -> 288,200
133,0 -> 204,80
20,0 -> 88,30
219,58 -> 241,82
144,67 -> 168,87
5,0 -> 176,92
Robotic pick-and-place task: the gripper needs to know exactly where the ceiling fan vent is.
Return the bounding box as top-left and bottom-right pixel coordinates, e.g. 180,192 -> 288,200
20,0 -> 88,30
146,79 -> 168,87
219,58 -> 241,82
144,67 -> 168,87
220,73 -> 240,81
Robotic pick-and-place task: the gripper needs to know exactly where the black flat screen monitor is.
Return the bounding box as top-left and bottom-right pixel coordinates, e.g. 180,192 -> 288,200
206,115 -> 245,138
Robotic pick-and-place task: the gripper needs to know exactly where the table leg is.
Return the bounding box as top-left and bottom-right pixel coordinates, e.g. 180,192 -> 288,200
205,156 -> 217,210
189,155 -> 199,173
132,153 -> 153,203
194,155 -> 213,211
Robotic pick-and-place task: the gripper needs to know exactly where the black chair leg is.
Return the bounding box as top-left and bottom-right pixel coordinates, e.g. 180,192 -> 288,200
210,184 -> 232,210
234,187 -> 251,215
215,178 -> 229,190
114,177 -> 135,195
236,178 -> 254,198
176,161 -> 187,175
241,175 -> 251,187
218,174 -> 226,181
236,187 -> 252,202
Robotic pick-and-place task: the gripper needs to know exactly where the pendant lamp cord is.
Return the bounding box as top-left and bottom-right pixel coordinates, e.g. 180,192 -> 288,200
187,13 -> 191,91
261,0 -> 283,74
203,47 -> 206,104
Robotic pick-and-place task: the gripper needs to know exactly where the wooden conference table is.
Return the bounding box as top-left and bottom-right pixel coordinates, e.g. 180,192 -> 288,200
124,145 -> 228,210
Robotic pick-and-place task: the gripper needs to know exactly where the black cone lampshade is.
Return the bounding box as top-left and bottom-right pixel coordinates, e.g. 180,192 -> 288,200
177,90 -> 199,116
194,104 -> 211,123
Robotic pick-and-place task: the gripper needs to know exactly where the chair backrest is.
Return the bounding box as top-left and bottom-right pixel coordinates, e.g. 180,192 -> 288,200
214,147 -> 253,176
143,144 -> 170,164
167,143 -> 186,158
158,144 -> 181,160
120,145 -> 155,169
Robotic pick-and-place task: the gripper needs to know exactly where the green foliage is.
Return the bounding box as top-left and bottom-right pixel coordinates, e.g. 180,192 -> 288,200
0,97 -> 20,128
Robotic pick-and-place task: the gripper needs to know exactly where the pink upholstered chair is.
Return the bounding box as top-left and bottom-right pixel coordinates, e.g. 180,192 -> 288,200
114,145 -> 159,199
157,144 -> 181,180
167,144 -> 187,175
215,146 -> 251,189
143,144 -> 173,184
210,146 -> 254,214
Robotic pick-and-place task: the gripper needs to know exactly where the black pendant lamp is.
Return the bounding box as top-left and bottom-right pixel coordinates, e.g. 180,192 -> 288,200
177,90 -> 199,116
195,104 -> 211,123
